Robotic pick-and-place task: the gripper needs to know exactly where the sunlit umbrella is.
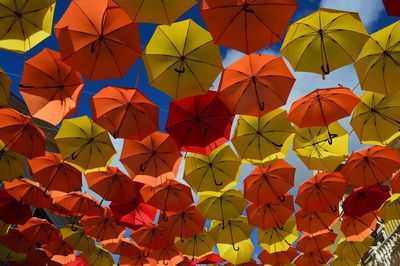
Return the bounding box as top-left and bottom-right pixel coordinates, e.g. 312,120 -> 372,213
258,217 -> 298,253
81,246 -> 114,266
18,217 -> 61,245
258,247 -> 298,265
335,236 -> 374,262
295,209 -> 339,234
296,232 -> 337,253
60,225 -> 96,254
217,239 -> 254,265
293,250 -> 332,266
341,212 -> 377,242
175,231 -> 214,259
378,193 -> 400,222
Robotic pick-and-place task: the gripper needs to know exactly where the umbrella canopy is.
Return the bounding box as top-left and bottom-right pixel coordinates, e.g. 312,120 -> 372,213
0,140 -> 24,181
258,247 -> 298,265
330,255 -> 359,266
19,48 -> 84,126
355,21 -> 400,95
335,236 -> 374,262
130,224 -> 175,251
0,220 -> 10,236
120,131 -> 182,186
53,191 -> 104,217
81,246 -> 114,266
0,0 -> 55,53
166,91 -> 234,155
0,228 -> 35,255
115,0 -> 196,25
142,19 -> 222,99
351,91 -> 400,146
184,144 -> 241,194
244,159 -> 295,204
149,246 -> 183,266
293,122 -> 348,172
392,171 -> 400,193
199,0 -> 297,54
189,253 -> 224,265
378,193 -> 400,221
0,190 -> 32,225
60,225 -> 96,254
18,217 -> 61,245
281,8 -> 369,76
217,239 -> 254,266
293,250 -> 332,266
102,237 -> 141,258
218,54 -> 295,116
29,152 -> 82,192
66,256 -> 90,266
0,107 -> 46,159
54,116 -> 116,173
0,244 -> 26,262
90,86 -> 159,140
296,232 -> 337,253
295,209 -> 339,235
54,0 -> 141,80
341,146 -> 400,187
383,0 -> 400,16
0,67 -> 11,106
175,231 -> 215,259
232,109 -> 295,165
341,212 -> 377,242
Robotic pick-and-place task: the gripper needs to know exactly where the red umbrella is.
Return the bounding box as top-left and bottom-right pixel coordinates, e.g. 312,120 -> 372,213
383,0 -> 400,16
296,232 -> 337,253
258,247 -> 298,265
65,256 -> 89,266
342,185 -> 391,217
294,250 -> 332,266
166,91 -> 234,155
0,190 -> 32,224
190,253 -> 225,265
0,228 -> 35,255
18,217 -> 61,244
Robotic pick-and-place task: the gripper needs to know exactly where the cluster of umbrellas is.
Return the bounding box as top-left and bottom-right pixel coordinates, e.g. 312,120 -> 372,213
0,0 -> 400,265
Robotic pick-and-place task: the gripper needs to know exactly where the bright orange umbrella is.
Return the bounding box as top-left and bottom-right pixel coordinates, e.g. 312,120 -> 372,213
18,217 -> 61,244
102,236 -> 141,257
295,209 -> 339,234
244,159 -> 295,204
119,253 -> 156,266
54,0 -> 141,80
218,54 -> 295,116
341,212 -> 377,242
199,0 -> 298,54
19,48 -> 84,126
90,86 -> 159,140
120,131 -> 182,186
258,247 -> 298,265
130,224 -> 175,251
28,152 -> 82,192
296,172 -> 346,213
149,246 -> 183,266
293,250 -> 332,266
341,146 -> 400,187
0,107 -> 45,158
296,232 -> 337,253
53,191 -> 105,218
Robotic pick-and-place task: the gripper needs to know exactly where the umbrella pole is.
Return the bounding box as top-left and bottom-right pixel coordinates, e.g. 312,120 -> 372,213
162,187 -> 171,222
219,197 -> 225,230
264,174 -> 285,202
99,174 -> 118,205
316,213 -> 333,232
318,30 -> 330,76
71,199 -> 85,231
43,164 -> 63,193
228,222 -> 240,251
210,165 -> 223,186
252,76 -> 264,111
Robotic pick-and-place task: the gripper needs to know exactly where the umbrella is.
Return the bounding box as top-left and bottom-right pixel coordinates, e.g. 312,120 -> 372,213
0,67 -> 11,106
258,247 -> 298,265
0,244 -> 26,262
341,146 -> 400,187
184,144 -> 241,194
28,152 -> 82,192
90,86 -> 159,140
81,246 -> 114,266
383,0 -> 400,16
293,122 -> 348,171
175,231 -> 215,259
293,250 -> 332,266
66,256 -> 90,266
341,212 -> 377,242
18,217 -> 61,244
196,190 -> 248,229
0,228 -> 35,255
295,209 -> 339,234
296,232 -> 337,253
244,159 -> 295,204
232,109 -> 295,165
120,131 -> 182,186
355,21 -> 400,95
246,194 -> 294,230
115,0 -> 196,25
54,0 -> 141,81
330,255 -> 360,266
392,171 -> 400,193
189,253 -> 224,265
0,107 -> 46,159
258,217 -> 298,253
19,48 -> 84,126
142,19 -> 222,99
0,190 -> 32,225
287,86 -> 359,144
0,0 -> 55,53
149,246 -> 183,266
54,115 -> 116,173
12,248 -> 59,266
42,239 -> 75,257
0,140 -> 24,181
281,8 -> 369,76
199,0 -> 297,54
218,53 -> 295,116
342,185 -> 391,217
60,225 -> 96,254
53,191 -> 104,218
102,237 -> 141,258
119,254 -> 155,266
130,224 -> 175,251
335,236 -> 374,262
296,172 -> 346,213
378,193 -> 400,221
351,91 -> 400,145
166,91 -> 234,155
217,239 -> 254,265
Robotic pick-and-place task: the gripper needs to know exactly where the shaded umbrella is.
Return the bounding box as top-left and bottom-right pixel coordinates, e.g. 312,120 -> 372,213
330,255 -> 361,266
391,171 -> 400,193
18,217 -> 61,244
0,190 -> 32,225
383,0 -> 400,16
0,244 -> 26,262
0,67 -> 11,106
378,193 -> 400,221
60,225 -> 96,254
81,246 -> 114,266
341,212 -> 377,242
293,250 -> 332,266
175,231 -> 214,259
149,246 -> 183,266
296,232 -> 337,253
258,247 -> 298,265
335,236 -> 374,262
258,217 -> 298,253
217,239 -> 254,265
189,253 -> 224,265
53,191 -> 104,218
295,209 -> 339,234
0,140 -> 24,181
130,224 -> 175,251
0,228 -> 35,256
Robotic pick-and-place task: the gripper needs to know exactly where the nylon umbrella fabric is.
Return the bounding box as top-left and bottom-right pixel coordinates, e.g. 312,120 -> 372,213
81,246 -> 114,266
130,223 -> 175,251
0,67 -> 11,106
18,217 -> 61,245
0,244 -> 26,262
295,209 -> 339,235
53,191 -> 105,217
335,236 -> 374,262
102,237 -> 141,258
341,212 -> 378,242
0,140 -> 24,181
378,193 -> 400,221
174,231 -> 215,259
217,239 -> 254,266
60,225 -> 96,254
258,247 -> 298,265
383,0 -> 400,16
296,232 -> 337,253
293,249 -> 332,266
148,246 -> 183,266
0,190 -> 32,225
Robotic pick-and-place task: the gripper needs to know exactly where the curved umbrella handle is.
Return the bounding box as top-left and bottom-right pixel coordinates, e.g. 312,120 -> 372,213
271,141 -> 283,148
327,133 -> 338,145
232,243 -> 240,251
163,259 -> 169,265
321,64 -> 330,75
71,224 -> 78,232
174,67 -> 185,73
259,102 -> 265,112
71,152 -> 79,160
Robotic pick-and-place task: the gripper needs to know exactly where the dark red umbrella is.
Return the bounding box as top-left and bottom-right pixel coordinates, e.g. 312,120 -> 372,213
383,0 -> 400,16
343,185 -> 391,217
0,190 -> 32,225
165,91 -> 234,155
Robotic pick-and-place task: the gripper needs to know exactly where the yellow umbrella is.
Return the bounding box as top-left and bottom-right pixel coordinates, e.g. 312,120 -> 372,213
54,115 -> 116,173
142,19 -> 222,99
281,8 -> 369,76
60,224 -> 96,253
0,67 -> 11,106
351,91 -> 400,146
0,140 -> 24,181
0,0 -> 55,53
231,109 -> 295,165
0,220 -> 10,236
174,231 -> 215,259
335,236 -> 374,262
82,246 -> 114,266
217,239 -> 254,265
293,122 -> 349,172
115,0 -> 196,25
184,144 -> 241,194
330,255 -> 358,266
258,217 -> 298,253
355,21 -> 400,95
0,244 -> 26,262
196,190 -> 248,230
378,194 -> 400,222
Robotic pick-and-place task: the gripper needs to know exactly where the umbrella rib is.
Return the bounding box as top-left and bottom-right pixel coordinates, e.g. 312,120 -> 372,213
72,1 -> 101,36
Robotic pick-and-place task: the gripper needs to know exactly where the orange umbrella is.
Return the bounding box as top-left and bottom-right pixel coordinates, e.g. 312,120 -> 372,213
54,0 -> 141,80
0,107 -> 45,158
119,253 -> 156,266
246,194 -> 294,230
293,250 -> 332,266
28,152 -> 82,193
258,247 -> 298,265
295,209 -> 339,234
120,131 -> 182,186
130,224 -> 175,252
0,228 -> 35,256
158,206 -> 204,241
296,172 -> 346,213
341,146 -> 400,187
18,217 -> 61,244
53,191 -> 105,218
90,86 -> 159,140
341,212 -> 377,242
81,208 -> 125,242
102,236 -> 141,257
296,232 -> 337,253
85,166 -> 139,204
140,180 -> 193,222
218,54 -> 295,116
19,48 -> 84,126
199,0 -> 298,54
287,86 -> 360,144
149,246 -> 183,266
42,239 -> 75,257
244,159 -> 295,204
12,248 -> 60,266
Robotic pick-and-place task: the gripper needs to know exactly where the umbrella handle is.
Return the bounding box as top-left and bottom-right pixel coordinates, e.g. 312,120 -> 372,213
6,252 -> 13,259
258,102 -> 265,112
71,152 -> 79,160
140,163 -> 147,172
174,67 -> 185,73
330,205 -> 337,212
232,243 -> 240,251
71,224 -> 78,232
279,195 -> 286,203
327,133 -> 337,145
321,64 -> 330,75
162,211 -> 168,222
163,259 -> 169,265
